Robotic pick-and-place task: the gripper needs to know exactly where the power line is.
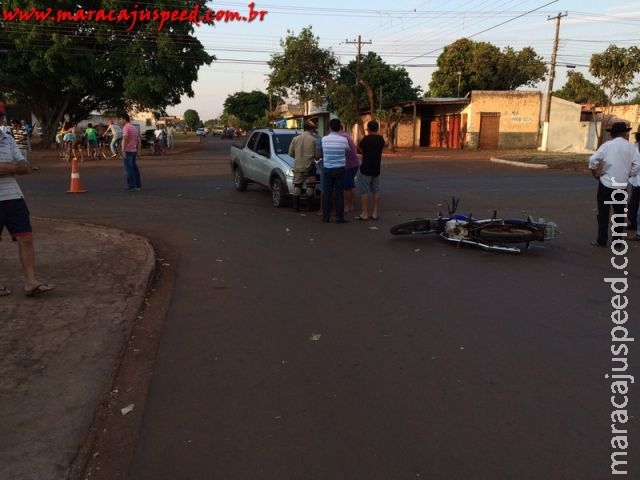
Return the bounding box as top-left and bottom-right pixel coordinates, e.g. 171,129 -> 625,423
398,0 -> 559,65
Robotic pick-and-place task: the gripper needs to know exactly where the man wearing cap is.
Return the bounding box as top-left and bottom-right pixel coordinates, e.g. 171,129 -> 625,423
588,121 -> 640,247
288,120 -> 321,212
0,101 -> 54,297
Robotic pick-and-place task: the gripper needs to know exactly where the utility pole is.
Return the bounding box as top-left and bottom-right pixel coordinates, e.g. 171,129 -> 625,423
541,11 -> 567,151
346,35 -> 372,140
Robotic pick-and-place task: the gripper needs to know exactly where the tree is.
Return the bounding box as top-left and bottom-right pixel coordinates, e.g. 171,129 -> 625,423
223,90 -> 271,129
219,112 -> 240,129
183,109 -> 201,131
0,0 -> 213,145
590,45 -> 640,103
589,45 -> 640,143
553,71 -> 607,105
429,38 -> 547,97
375,106 -> 404,152
267,26 -> 338,114
328,52 -> 420,130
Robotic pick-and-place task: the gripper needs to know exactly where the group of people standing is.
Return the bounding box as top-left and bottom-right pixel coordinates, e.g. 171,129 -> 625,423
288,117 -> 386,223
0,117 -> 31,162
588,121 -> 640,246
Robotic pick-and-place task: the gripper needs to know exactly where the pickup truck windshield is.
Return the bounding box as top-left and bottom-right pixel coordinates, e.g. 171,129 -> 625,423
273,134 -> 295,155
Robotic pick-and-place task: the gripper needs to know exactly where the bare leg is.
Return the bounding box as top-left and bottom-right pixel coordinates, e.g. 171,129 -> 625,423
16,236 -> 38,291
360,194 -> 369,218
17,235 -> 54,295
372,193 -> 380,219
344,188 -> 353,212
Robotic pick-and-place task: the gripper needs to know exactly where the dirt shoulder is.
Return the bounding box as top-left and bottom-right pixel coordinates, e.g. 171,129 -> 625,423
384,147 -> 590,170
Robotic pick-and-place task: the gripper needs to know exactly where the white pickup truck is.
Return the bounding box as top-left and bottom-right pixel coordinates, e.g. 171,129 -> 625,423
230,128 -> 304,208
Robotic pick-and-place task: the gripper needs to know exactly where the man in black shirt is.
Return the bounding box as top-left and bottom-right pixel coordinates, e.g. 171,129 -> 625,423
354,120 -> 385,220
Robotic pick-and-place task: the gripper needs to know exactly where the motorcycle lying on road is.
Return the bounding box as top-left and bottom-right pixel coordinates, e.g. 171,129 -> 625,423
390,197 -> 559,254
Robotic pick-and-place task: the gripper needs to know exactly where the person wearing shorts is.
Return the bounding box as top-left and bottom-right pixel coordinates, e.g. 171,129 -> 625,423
85,123 -> 98,160
0,102 -> 54,297
339,123 -> 358,214
354,120 -> 386,221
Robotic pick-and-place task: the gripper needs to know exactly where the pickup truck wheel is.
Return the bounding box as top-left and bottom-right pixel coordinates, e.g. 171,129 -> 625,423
233,166 -> 248,191
271,177 -> 287,208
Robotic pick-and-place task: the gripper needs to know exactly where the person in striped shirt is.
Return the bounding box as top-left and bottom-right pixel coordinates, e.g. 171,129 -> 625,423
320,118 -> 350,223
0,102 -> 54,297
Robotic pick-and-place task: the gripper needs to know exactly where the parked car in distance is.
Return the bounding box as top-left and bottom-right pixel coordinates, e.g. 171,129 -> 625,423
141,129 -> 155,149
195,127 -> 207,136
230,128 -> 318,208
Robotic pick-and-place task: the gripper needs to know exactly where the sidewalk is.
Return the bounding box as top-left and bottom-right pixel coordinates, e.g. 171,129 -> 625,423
0,218 -> 155,480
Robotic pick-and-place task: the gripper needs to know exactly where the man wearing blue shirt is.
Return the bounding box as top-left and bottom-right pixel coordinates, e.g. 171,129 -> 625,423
320,118 -> 349,223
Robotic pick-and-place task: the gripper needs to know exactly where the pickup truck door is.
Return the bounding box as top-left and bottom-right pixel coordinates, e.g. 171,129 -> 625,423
241,132 -> 261,180
251,132 -> 273,185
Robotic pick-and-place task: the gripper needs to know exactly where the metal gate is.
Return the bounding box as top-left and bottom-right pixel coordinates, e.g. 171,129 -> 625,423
479,112 -> 500,149
428,114 -> 462,148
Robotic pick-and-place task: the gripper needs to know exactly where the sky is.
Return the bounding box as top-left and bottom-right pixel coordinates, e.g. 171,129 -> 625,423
166,0 -> 640,121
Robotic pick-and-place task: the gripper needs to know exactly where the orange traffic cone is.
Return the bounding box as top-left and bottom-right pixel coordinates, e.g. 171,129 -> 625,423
66,157 -> 87,193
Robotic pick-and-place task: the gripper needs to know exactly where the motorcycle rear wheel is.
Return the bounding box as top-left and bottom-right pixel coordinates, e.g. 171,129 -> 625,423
476,225 -> 538,243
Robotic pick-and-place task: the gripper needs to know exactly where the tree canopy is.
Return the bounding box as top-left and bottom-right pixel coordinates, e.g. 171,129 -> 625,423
183,109 -> 201,131
223,90 -> 271,129
553,71 -> 607,105
0,0 -> 213,144
328,52 -> 420,126
267,26 -> 338,112
428,38 -> 547,97
589,44 -> 640,104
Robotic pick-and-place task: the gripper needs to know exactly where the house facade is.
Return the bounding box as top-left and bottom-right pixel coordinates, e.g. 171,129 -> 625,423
276,90 -> 639,152
377,91 -> 540,150
607,104 -> 640,141
462,91 -> 541,149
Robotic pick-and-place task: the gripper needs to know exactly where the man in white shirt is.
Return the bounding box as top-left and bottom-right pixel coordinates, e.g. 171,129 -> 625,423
588,121 -> 640,247
166,124 -> 176,149
320,118 -> 349,223
0,102 -> 54,297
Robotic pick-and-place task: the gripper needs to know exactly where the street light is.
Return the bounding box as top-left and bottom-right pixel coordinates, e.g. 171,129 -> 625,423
456,71 -> 462,98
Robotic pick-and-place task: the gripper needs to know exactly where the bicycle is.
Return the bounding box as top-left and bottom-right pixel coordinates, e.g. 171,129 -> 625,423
99,134 -> 122,159
390,197 -> 559,254
61,139 -> 73,162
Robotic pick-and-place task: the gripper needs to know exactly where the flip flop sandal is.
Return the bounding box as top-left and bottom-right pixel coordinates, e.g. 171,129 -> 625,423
25,284 -> 55,297
0,287 -> 11,297
353,215 -> 369,221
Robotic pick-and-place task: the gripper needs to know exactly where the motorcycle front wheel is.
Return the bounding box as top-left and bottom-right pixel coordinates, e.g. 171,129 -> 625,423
390,219 -> 435,236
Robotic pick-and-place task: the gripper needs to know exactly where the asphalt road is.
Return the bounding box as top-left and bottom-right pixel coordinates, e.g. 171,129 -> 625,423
22,138 -> 640,479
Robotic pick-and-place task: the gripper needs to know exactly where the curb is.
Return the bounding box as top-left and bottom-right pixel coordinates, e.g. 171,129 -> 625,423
0,218 -> 156,480
490,157 -> 549,169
